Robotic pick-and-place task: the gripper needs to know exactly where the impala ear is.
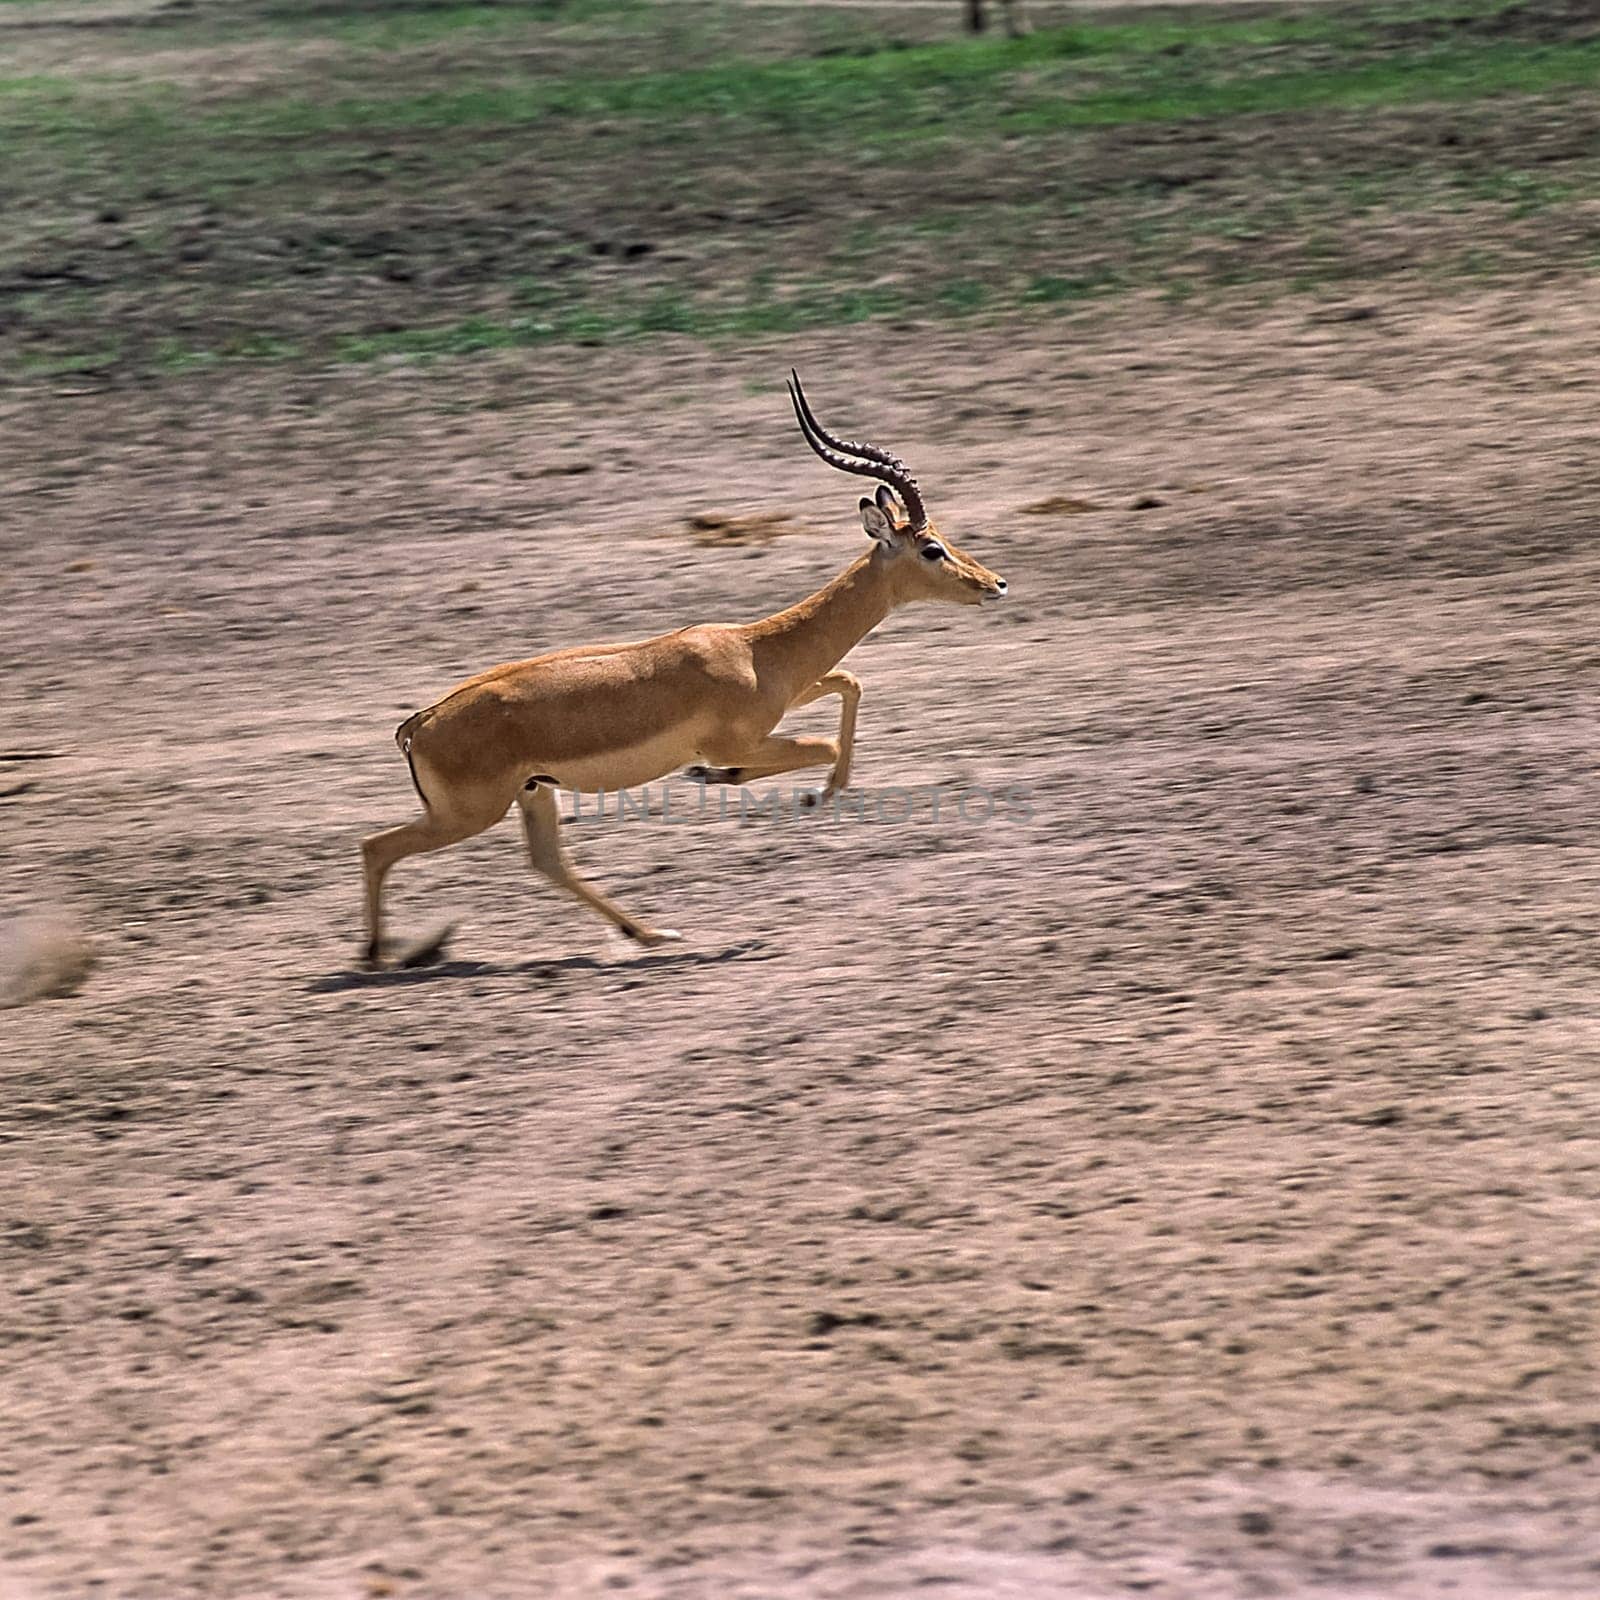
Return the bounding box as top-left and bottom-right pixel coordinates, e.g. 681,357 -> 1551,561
874,484 -> 905,523
860,497 -> 897,545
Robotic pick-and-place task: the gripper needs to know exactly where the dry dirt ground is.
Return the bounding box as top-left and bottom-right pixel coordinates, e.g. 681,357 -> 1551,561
3,281 -> 1600,1598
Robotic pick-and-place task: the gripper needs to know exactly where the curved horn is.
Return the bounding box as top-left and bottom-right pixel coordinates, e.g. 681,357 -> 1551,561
791,369 -> 902,468
787,370 -> 928,531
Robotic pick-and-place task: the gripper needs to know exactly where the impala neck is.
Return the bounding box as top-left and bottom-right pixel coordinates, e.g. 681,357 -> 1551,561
748,548 -> 900,697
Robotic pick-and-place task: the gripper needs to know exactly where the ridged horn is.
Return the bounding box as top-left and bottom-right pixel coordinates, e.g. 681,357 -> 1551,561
787,369 -> 927,532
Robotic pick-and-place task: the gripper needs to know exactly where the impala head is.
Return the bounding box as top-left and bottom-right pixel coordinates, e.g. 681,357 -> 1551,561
787,370 -> 1008,607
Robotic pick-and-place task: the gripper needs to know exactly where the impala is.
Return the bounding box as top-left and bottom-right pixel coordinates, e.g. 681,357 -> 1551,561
359,372 -> 1007,969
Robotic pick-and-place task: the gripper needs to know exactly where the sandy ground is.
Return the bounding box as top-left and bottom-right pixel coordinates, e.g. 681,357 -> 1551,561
3,281 -> 1599,1598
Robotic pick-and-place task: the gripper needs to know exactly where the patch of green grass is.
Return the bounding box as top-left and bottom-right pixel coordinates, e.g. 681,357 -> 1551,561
1455,167 -> 1581,214
1001,39 -> 1600,135
0,8 -> 1535,154
122,50 -> 1600,195
211,28 -> 1094,141
282,0 -> 645,48
938,279 -> 988,312
0,74 -> 80,97
155,331 -> 304,370
9,0 -> 1600,382
238,281 -> 935,366
15,343 -> 124,375
256,4 -> 1573,144
1024,270 -> 1124,303
0,5 -> 1569,185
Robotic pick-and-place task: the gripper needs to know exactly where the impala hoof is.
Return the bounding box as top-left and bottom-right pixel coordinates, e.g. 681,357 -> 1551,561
625,926 -> 681,948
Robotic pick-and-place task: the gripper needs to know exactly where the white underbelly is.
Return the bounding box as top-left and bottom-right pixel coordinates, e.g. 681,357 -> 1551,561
544,725 -> 702,794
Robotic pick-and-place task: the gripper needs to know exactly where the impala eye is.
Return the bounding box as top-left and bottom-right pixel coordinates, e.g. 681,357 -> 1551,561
921,542 -> 947,561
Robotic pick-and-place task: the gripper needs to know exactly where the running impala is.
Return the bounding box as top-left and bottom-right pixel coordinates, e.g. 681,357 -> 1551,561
359,372 -> 1007,968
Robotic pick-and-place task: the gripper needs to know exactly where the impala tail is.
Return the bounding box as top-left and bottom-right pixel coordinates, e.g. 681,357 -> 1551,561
394,709 -> 433,807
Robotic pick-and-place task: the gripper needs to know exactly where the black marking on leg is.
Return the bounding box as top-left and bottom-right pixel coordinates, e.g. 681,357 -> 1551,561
524,774 -> 558,790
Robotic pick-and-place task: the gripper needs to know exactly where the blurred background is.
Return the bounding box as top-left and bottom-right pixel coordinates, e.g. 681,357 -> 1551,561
7,0 -> 1600,374
4,1 -> 1599,1597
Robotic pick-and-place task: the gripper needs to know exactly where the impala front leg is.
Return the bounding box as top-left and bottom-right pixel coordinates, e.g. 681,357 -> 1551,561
689,733 -> 838,788
688,673 -> 861,798
789,669 -> 861,798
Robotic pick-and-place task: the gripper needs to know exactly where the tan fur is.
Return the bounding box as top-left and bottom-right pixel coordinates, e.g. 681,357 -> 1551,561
359,498 -> 1005,966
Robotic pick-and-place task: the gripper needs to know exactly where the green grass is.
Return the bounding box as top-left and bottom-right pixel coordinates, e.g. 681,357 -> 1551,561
147,276 -> 986,370
5,6 -> 1569,154
251,43 -> 1585,143
7,0 -> 1600,380
267,0 -> 647,47
14,343 -> 125,375
0,74 -> 80,97
1007,40 -> 1600,132
330,284 -> 924,361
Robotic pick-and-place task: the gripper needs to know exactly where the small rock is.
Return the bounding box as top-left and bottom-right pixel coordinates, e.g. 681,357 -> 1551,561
1352,1105 -> 1404,1127
1311,304 -> 1380,323
807,1309 -> 882,1336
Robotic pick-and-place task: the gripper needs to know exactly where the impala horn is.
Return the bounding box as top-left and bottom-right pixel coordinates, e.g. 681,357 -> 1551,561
787,369 -> 928,532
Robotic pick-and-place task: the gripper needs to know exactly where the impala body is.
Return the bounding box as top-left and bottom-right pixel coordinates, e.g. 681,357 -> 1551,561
360,374 -> 1006,968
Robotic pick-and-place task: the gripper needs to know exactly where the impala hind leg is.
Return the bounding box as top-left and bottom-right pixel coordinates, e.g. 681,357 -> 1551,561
516,783 -> 680,949
360,801 -> 503,969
